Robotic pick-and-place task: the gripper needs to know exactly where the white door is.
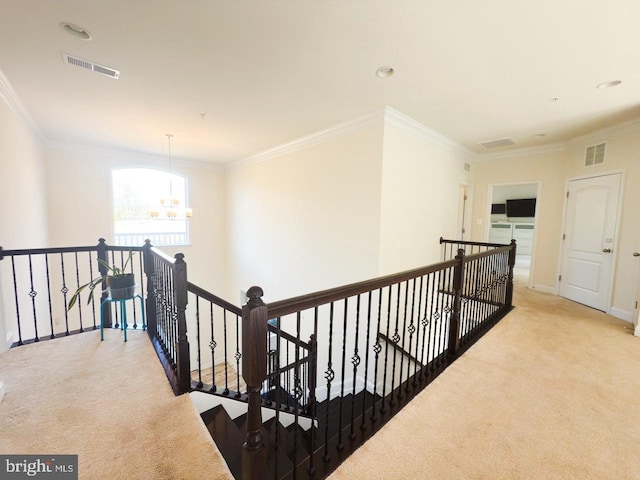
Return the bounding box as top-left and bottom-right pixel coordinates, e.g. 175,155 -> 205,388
633,250 -> 640,336
559,173 -> 621,311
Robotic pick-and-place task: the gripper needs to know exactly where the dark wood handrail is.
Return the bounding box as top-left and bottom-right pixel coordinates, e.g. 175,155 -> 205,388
265,354 -> 310,379
1,243 -> 145,259
268,259 -> 458,318
149,246 -> 177,266
187,282 -> 242,315
377,332 -> 423,367
267,323 -> 311,350
0,245 -> 98,259
463,244 -> 512,261
440,236 -> 508,248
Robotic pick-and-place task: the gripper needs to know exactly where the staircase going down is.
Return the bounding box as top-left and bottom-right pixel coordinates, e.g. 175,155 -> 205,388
201,389 -> 394,479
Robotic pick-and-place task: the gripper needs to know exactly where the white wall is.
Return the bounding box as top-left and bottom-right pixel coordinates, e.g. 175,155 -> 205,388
471,123 -> 640,320
379,116 -> 471,274
470,149 -> 566,292
225,123 -> 384,303
0,96 -> 49,351
563,128 -> 640,321
44,144 -> 228,294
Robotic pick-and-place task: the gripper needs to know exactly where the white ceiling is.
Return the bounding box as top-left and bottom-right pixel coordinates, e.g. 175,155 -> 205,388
1,0 -> 639,164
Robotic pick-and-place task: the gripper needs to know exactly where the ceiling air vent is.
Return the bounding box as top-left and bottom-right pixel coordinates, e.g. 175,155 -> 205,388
585,142 -> 605,167
478,137 -> 516,149
62,53 -> 120,79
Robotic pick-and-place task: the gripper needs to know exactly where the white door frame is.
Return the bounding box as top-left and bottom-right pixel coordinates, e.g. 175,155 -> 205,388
485,181 -> 543,290
457,183 -> 473,241
556,170 -> 625,314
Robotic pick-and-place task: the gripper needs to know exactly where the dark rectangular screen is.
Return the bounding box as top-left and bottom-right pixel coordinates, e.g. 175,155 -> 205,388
506,198 -> 536,217
491,203 -> 506,214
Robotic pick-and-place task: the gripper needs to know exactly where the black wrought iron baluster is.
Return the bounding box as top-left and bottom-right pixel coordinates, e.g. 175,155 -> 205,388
27,255 -> 39,342
223,309 -> 229,395
322,302 -> 335,462
482,254 -> 491,320
389,283 -> 401,406
60,253 -> 70,336
235,313 -> 241,397
291,312 -> 302,474
406,278 -> 417,392
73,252 -> 83,333
307,308 -> 318,476
337,297 -> 349,450
44,254 -> 55,339
274,316 -> 282,477
370,288 -> 383,422
472,257 -> 481,333
441,267 -> 452,362
430,270 -> 443,370
413,275 -> 423,384
418,274 -> 431,380
426,271 -> 438,372
209,302 -> 217,392
398,280 -> 409,398
349,294 -> 361,439
481,255 -> 490,325
380,286 -> 392,413
285,339 -> 291,409
360,290 -> 373,431
11,256 -> 23,345
195,295 -> 203,389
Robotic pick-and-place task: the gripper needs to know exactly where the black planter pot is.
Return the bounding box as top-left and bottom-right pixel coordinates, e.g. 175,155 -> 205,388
108,273 -> 136,300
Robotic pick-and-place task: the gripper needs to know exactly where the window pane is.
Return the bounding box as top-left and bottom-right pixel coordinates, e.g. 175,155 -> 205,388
112,168 -> 190,246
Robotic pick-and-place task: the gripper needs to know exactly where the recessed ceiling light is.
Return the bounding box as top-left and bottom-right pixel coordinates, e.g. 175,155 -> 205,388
550,97 -> 560,102
376,66 -> 395,78
596,80 -> 622,89
60,22 -> 92,40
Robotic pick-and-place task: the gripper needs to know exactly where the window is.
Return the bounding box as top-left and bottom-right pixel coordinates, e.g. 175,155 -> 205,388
112,168 -> 190,246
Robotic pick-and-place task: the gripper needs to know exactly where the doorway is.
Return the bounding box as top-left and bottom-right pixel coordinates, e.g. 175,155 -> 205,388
559,173 -> 622,312
488,182 -> 541,287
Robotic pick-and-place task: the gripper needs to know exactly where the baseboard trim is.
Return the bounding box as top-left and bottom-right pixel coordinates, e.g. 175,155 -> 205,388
530,284 -> 557,294
0,381 -> 5,404
609,307 -> 633,323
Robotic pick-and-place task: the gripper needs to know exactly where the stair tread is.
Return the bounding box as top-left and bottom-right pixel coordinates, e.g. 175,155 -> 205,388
200,405 -> 244,478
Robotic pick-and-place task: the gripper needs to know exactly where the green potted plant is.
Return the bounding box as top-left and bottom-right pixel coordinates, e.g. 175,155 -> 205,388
67,252 -> 137,310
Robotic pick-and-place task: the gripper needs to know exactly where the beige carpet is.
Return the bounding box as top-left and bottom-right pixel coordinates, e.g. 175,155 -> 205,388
329,283 -> 640,480
0,328 -> 233,480
2,281 -> 640,480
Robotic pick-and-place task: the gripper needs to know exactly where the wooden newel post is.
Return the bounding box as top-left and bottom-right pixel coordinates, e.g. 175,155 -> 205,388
447,248 -> 465,360
96,238 -> 111,328
242,285 -> 268,479
173,253 -> 191,394
505,239 -> 517,309
142,240 -> 157,339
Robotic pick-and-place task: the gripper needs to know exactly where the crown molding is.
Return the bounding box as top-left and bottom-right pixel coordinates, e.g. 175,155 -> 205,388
229,109 -> 387,169
566,116 -> 640,146
383,106 -> 477,160
0,70 -> 44,141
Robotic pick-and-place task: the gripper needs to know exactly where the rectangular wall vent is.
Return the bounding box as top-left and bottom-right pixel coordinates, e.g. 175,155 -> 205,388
585,142 -> 606,167
62,53 -> 120,79
478,137 -> 516,149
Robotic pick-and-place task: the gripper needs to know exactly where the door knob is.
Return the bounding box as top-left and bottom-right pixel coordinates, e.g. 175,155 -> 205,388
634,252 -> 640,257
602,248 -> 612,253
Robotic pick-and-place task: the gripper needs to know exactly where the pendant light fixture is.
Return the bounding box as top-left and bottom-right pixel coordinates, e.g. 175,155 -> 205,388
149,134 -> 193,219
